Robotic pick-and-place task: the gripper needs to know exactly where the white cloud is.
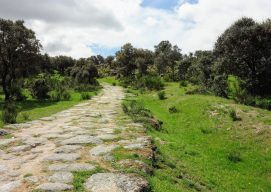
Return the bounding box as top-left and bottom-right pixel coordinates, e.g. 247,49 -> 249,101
0,0 -> 270,58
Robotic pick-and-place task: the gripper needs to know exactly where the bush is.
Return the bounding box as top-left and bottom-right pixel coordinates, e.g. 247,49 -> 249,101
75,84 -> 100,92
229,109 -> 241,121
228,151 -> 242,163
169,106 -> 178,113
158,91 -> 166,100
80,92 -> 91,100
112,82 -> 117,86
255,98 -> 271,110
21,112 -> 30,121
186,87 -> 209,95
30,77 -> 50,100
180,80 -> 188,87
2,101 -> 18,124
142,75 -> 164,90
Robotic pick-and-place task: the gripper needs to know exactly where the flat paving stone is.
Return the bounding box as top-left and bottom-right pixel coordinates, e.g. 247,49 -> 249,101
0,138 -> 18,146
61,135 -> 102,145
84,173 -> 149,192
36,182 -> 73,191
89,144 -> 118,156
25,176 -> 39,184
44,153 -> 80,162
54,145 -> 82,153
0,180 -> 21,192
49,172 -> 73,183
8,145 -> 31,153
48,163 -> 96,172
97,134 -> 117,141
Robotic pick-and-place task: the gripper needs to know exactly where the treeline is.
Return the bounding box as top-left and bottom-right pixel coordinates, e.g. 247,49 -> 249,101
0,19 -> 102,123
100,17 -> 271,109
0,16 -> 271,124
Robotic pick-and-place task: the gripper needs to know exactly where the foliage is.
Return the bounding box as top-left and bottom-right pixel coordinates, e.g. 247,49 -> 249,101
80,92 -> 91,100
157,91 -> 166,100
168,106 -> 178,113
29,74 -> 50,100
214,17 -> 271,96
2,101 -> 18,124
0,19 -> 41,101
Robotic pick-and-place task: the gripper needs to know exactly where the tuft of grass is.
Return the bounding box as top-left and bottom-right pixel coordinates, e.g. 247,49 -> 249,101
72,167 -> 104,192
229,109 -> 241,121
158,91 -> 166,100
228,151 -> 242,163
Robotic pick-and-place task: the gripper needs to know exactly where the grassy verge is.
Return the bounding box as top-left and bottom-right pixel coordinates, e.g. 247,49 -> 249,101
98,77 -> 119,86
126,82 -> 271,191
0,90 -> 99,128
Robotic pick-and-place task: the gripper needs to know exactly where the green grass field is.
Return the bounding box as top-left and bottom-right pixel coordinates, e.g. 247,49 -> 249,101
131,82 -> 271,191
0,90 -> 98,128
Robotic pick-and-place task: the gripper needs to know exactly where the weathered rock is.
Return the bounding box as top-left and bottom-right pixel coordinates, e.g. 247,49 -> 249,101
48,163 -> 95,172
89,144 -> 118,156
8,145 -> 31,153
4,123 -> 31,129
49,172 -> 73,183
0,180 -> 21,192
25,176 -> 39,183
23,137 -> 47,147
0,138 -> 17,146
61,135 -> 102,145
44,153 -> 80,162
97,134 -> 117,141
124,143 -> 144,150
36,182 -> 73,191
84,173 -> 149,192
0,164 -> 8,173
118,160 -> 152,174
0,129 -> 9,136
40,116 -> 56,121
54,145 -> 82,153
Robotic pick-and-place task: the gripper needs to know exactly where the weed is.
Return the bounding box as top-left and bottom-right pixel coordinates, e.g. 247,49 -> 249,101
228,151 -> 242,163
80,92 -> 91,100
229,109 -> 241,121
169,106 -> 178,113
158,91 -> 166,100
21,112 -> 30,121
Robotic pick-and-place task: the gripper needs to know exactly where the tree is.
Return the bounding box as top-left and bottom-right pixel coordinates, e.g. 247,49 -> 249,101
0,19 -> 41,101
53,56 -> 75,75
154,41 -> 182,80
70,59 -> 99,84
135,49 -> 153,77
214,17 -> 271,96
115,43 -> 136,77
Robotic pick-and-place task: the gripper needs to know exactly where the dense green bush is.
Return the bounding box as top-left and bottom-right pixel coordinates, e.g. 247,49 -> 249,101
158,91 -> 166,100
255,98 -> 271,110
80,92 -> 91,100
74,84 -> 100,92
140,75 -> 164,90
169,106 -> 178,113
30,75 -> 50,100
2,101 -> 18,124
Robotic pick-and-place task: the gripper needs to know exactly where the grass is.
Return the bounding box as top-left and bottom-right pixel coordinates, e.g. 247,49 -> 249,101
72,167 -> 104,192
98,77 -> 119,86
130,82 -> 271,192
0,90 -> 98,128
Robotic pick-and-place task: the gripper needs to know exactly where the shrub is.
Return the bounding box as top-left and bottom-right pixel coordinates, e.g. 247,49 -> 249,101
142,75 -> 164,90
180,80 -> 188,87
30,77 -> 50,100
158,91 -> 166,100
21,112 -> 30,121
62,90 -> 71,101
112,82 -> 117,86
2,101 -> 18,124
229,109 -> 241,121
255,98 -> 271,110
75,84 -> 100,92
169,106 -> 178,113
228,151 -> 242,163
186,87 -> 209,95
49,90 -> 61,101
80,92 -> 91,100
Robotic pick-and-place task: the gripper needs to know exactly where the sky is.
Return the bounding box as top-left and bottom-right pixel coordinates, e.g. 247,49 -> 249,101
0,0 -> 270,58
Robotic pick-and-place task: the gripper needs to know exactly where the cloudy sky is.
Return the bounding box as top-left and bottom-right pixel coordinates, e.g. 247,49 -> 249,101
0,0 -> 270,58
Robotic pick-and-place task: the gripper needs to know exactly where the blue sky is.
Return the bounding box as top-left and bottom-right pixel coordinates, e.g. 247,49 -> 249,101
141,0 -> 198,10
89,44 -> 120,57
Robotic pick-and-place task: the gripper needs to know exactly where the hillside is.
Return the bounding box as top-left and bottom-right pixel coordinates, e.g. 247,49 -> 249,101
126,82 -> 271,191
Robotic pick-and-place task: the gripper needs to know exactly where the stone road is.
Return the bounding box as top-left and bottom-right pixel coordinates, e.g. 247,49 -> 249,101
0,85 -> 152,192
